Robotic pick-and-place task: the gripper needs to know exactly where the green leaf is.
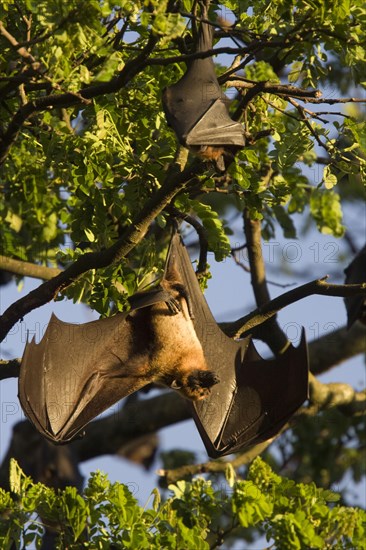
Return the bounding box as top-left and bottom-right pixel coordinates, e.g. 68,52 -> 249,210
225,463 -> 236,488
152,488 -> 161,511
323,165 -> 338,189
61,486 -> 89,540
9,459 -> 24,495
310,189 -> 345,237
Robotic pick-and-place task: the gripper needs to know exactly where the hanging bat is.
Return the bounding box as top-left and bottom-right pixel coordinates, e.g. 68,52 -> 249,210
165,233 -> 309,457
162,2 -> 245,170
344,244 -> 366,327
18,257 -> 220,444
19,232 -> 308,455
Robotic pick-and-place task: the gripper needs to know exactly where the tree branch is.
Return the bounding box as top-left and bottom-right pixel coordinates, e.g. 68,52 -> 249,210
224,277 -> 366,339
167,206 -> 209,274
300,97 -> 366,105
307,373 -> 366,417
0,20 -> 40,68
157,439 -> 274,485
223,78 -> 322,100
0,359 -> 21,380
67,392 -> 191,462
309,322 -> 366,375
0,256 -> 61,280
288,96 -> 329,153
242,210 -> 289,353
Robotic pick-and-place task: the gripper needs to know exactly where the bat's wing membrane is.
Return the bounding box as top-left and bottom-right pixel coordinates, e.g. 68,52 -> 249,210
167,234 -> 309,457
215,335 -> 308,455
19,313 -> 148,443
162,12 -> 245,151
19,285 -> 173,443
186,99 -> 245,147
19,232 -> 309,451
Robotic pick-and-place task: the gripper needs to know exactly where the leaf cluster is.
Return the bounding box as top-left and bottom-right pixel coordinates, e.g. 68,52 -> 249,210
1,458 -> 365,549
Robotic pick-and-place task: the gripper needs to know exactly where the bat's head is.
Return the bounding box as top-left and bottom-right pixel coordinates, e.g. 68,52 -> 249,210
170,369 -> 220,401
190,144 -> 244,172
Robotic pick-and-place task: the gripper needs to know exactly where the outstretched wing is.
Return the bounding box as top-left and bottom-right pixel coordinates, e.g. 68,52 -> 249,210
166,233 -> 309,457
19,313 -> 148,443
19,286 -> 171,444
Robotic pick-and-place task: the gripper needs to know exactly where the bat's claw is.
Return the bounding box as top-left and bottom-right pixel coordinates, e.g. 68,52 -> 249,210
166,298 -> 181,315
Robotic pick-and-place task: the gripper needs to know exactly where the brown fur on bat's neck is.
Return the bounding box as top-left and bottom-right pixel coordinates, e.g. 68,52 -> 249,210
131,264 -> 219,401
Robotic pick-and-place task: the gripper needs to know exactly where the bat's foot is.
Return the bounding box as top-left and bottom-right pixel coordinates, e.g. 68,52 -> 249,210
166,297 -> 181,315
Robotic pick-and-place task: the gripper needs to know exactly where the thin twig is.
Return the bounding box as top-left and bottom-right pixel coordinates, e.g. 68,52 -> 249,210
0,20 -> 40,67
223,77 -> 321,99
301,97 -> 366,105
167,206 -> 209,274
288,97 -> 329,152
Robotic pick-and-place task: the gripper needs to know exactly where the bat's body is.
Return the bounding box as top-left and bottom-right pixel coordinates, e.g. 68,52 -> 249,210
19,233 -> 308,455
19,266 -> 219,443
162,6 -> 244,170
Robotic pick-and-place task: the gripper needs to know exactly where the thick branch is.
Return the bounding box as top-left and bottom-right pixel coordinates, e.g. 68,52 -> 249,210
309,322 -> 366,375
70,392 -> 190,462
158,376 -> 366,484
0,150 -> 205,343
243,210 -> 288,352
0,256 -> 61,280
307,373 -> 366,416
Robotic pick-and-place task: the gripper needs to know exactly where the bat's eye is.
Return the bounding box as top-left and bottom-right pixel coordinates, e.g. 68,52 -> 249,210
170,379 -> 182,390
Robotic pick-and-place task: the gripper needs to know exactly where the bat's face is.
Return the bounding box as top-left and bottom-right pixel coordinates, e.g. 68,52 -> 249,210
169,369 -> 220,401
192,145 -> 225,161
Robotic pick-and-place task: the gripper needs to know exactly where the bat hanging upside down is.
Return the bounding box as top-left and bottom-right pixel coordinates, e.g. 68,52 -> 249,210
162,3 -> 245,171
19,258 -> 219,444
19,232 -> 308,456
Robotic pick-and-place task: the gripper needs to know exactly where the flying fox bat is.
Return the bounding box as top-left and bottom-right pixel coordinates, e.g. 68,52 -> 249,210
19,233 -> 308,455
19,259 -> 219,444
165,233 -> 309,457
162,3 -> 245,170
344,244 -> 366,327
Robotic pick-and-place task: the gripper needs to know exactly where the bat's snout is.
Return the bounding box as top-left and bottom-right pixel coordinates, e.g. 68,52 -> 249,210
169,369 -> 220,401
197,370 -> 220,388
186,369 -> 220,401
